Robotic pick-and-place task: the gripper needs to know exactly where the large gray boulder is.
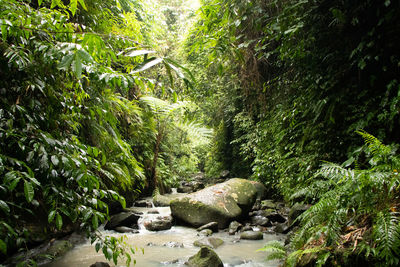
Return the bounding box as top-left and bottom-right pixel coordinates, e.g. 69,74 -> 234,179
170,178 -> 267,228
187,247 -> 223,267
143,215 -> 173,231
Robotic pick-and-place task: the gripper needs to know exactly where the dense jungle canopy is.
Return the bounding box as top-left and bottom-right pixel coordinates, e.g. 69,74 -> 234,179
1,0 -> 400,266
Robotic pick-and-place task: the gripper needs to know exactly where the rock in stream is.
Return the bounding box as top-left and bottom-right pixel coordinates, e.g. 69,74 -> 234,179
170,178 -> 267,228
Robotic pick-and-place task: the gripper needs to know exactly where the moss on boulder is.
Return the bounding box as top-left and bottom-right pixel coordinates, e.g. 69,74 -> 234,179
170,178 -> 266,228
187,247 -> 223,267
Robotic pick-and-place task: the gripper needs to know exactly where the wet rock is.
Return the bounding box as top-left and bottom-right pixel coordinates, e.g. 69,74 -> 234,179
197,229 -> 213,237
194,237 -> 224,249
178,185 -> 194,193
105,212 -> 140,230
46,240 -> 73,258
163,241 -> 184,248
178,181 -> 205,194
242,224 -> 253,232
162,259 -> 179,264
288,203 -> 310,226
261,200 -> 277,210
252,199 -> 261,211
153,193 -> 183,207
170,178 -> 267,228
240,231 -> 263,240
148,209 -> 160,214
187,247 -> 223,267
135,199 -> 153,207
250,215 -> 270,226
90,262 -> 110,267
143,216 -> 172,231
191,181 -> 205,192
274,223 -> 289,234
266,213 -> 286,223
220,170 -> 230,178
228,221 -> 243,235
197,222 -> 219,232
114,226 -> 139,234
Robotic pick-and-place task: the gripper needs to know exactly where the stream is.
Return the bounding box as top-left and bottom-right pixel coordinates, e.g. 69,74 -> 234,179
44,203 -> 284,267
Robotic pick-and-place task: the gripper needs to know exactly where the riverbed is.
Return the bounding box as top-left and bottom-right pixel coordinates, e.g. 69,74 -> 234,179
45,206 -> 284,267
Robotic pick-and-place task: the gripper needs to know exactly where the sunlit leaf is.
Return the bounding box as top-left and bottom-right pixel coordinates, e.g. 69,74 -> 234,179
24,180 -> 34,203
0,200 -> 10,214
48,210 -> 56,223
131,57 -> 163,73
125,49 -> 155,57
56,214 -> 63,230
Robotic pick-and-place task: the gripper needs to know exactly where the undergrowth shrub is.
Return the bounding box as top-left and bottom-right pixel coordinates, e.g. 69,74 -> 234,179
260,131 -> 400,266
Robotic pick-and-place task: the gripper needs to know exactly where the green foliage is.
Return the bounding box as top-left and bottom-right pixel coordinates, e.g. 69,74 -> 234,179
0,0 -> 201,265
184,0 -> 400,197
139,95 -> 212,193
289,133 -> 400,266
257,240 -> 286,261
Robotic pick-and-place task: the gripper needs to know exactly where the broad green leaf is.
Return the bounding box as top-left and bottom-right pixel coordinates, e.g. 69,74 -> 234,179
125,50 -> 155,57
51,155 -> 59,166
9,177 -> 21,191
51,0 -> 61,8
58,54 -> 74,70
78,0 -> 87,10
163,62 -> 174,88
56,214 -> 63,229
92,215 -> 98,229
119,196 -> 126,209
0,200 -> 10,214
24,180 -> 34,203
113,251 -> 118,265
78,49 -> 93,62
1,24 -> 7,42
95,242 -> 101,252
92,147 -> 99,157
74,53 -> 83,78
101,153 -> 106,166
69,0 -> 78,15
48,210 -> 56,223
38,0 -> 43,6
131,57 -> 163,73
0,239 -> 6,254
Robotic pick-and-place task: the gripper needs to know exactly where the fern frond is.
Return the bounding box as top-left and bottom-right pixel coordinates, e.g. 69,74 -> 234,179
356,130 -> 391,156
318,162 -> 354,182
257,240 -> 287,261
287,247 -> 327,267
373,211 -> 400,262
175,121 -> 213,144
139,96 -> 189,116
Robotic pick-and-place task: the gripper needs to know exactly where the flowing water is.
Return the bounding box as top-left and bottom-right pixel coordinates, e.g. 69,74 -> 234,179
45,205 -> 284,267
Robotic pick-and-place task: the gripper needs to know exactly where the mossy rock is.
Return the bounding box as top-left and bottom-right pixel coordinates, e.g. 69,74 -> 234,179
187,247 -> 223,267
240,231 -> 263,240
153,193 -> 185,207
170,178 -> 266,228
46,240 -> 73,258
